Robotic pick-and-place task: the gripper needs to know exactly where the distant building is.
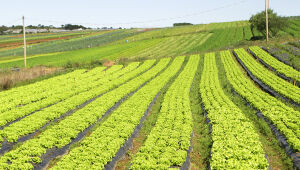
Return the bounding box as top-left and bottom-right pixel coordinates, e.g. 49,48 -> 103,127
10,29 -> 22,34
3,30 -> 12,34
49,29 -> 69,33
26,29 -> 38,33
3,29 -> 71,34
26,29 -> 48,33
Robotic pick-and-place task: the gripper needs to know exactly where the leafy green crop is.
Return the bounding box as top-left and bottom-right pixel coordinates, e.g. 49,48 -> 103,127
200,52 -> 269,169
0,62 -> 143,142
130,55 -> 199,169
221,50 -> 300,152
51,57 -> 184,169
0,58 -> 170,169
249,46 -> 300,81
234,48 -> 300,103
0,66 -> 122,127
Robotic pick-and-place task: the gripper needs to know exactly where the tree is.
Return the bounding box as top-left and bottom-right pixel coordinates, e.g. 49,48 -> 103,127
173,23 -> 193,27
0,25 -> 8,35
63,24 -> 86,30
249,9 -> 288,38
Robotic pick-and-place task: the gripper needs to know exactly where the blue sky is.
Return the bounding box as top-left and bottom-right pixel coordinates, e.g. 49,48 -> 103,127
1,0 -> 299,28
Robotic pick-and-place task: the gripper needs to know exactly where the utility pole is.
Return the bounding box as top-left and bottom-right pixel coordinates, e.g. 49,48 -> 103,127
22,16 -> 27,68
265,0 -> 269,42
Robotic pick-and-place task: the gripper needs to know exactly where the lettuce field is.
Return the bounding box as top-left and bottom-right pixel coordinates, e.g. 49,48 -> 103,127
0,44 -> 299,169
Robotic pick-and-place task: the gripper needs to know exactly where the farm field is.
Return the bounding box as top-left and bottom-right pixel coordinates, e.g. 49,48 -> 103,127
1,18 -> 300,69
0,29 -> 138,57
0,45 -> 299,169
0,10 -> 300,170
2,0 -> 300,168
0,31 -> 96,50
263,42 -> 300,70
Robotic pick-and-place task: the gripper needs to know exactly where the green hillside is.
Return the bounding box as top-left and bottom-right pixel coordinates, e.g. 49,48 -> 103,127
0,19 -> 299,68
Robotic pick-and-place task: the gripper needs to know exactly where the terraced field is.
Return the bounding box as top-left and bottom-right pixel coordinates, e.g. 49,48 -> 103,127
0,45 -> 299,169
0,21 -> 262,68
0,31 -> 94,50
0,29 -> 137,57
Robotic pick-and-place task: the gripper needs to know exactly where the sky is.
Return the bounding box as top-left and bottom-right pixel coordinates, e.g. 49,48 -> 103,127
1,0 -> 300,28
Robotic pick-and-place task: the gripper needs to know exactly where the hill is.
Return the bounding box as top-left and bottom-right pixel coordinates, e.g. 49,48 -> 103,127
0,18 -> 299,68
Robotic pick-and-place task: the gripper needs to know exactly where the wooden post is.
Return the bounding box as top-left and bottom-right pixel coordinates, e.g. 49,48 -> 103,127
265,0 -> 269,42
22,16 -> 27,68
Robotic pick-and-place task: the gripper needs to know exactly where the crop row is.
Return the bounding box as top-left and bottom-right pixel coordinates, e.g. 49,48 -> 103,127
0,21 -> 255,69
234,48 -> 300,104
221,50 -> 300,152
0,58 -> 171,169
0,31 -> 91,43
0,63 -> 134,146
130,55 -> 199,169
0,68 -> 87,108
0,66 -> 109,113
122,21 -> 247,43
0,65 -> 124,127
51,57 -> 184,169
0,30 -> 139,58
0,61 -> 149,143
249,46 -> 300,82
200,53 -> 268,169
132,33 -> 211,59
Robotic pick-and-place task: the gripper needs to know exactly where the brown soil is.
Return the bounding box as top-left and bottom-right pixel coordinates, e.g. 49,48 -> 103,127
114,105 -> 157,170
190,131 -> 205,170
114,138 -> 141,170
114,130 -> 145,170
9,34 -> 24,38
0,35 -> 79,49
0,31 -> 111,50
103,60 -> 116,67
0,45 -> 22,51
9,32 -> 73,38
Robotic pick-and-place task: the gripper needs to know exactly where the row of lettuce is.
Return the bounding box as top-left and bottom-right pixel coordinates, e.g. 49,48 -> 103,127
0,57 -> 173,169
0,66 -> 120,124
130,55 -> 199,169
52,56 -> 185,169
200,53 -> 268,169
234,48 -> 300,103
0,61 -> 156,143
221,50 -> 300,153
249,46 -> 300,82
0,46 -> 299,169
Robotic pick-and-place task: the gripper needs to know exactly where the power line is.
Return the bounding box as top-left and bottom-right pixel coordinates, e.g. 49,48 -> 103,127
26,0 -> 249,27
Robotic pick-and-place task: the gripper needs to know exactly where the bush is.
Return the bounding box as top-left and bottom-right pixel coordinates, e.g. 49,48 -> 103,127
173,23 -> 193,27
